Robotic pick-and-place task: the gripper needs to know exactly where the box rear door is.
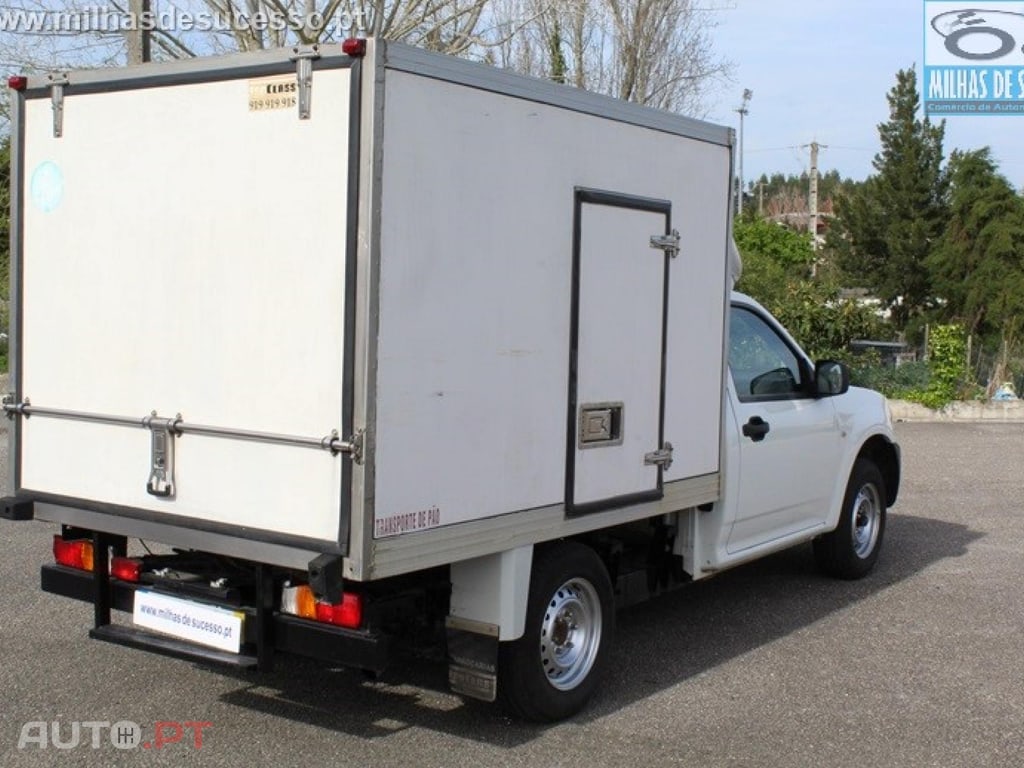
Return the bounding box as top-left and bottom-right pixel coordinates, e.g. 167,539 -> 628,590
13,53 -> 360,548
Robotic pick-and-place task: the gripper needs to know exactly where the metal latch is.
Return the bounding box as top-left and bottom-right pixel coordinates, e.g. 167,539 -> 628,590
290,44 -> 321,120
644,441 -> 674,470
49,73 -> 70,138
650,229 -> 681,258
143,412 -> 181,499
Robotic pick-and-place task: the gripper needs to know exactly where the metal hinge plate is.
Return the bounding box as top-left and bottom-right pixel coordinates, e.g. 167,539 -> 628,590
290,44 -> 321,120
644,441 -> 674,470
650,230 -> 681,258
49,73 -> 70,138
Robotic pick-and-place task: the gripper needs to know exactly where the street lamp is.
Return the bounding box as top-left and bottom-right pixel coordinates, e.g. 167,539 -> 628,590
735,88 -> 752,216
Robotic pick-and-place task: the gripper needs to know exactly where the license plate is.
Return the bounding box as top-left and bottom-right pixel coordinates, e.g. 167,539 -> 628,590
133,590 -> 244,654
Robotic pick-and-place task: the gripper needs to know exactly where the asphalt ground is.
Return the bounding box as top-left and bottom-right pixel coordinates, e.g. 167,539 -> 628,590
1,421 -> 1022,767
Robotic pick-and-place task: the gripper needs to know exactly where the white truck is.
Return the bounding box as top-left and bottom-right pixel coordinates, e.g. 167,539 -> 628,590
2,38 -> 899,722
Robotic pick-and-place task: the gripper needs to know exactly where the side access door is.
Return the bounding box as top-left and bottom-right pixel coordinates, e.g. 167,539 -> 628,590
566,189 -> 676,514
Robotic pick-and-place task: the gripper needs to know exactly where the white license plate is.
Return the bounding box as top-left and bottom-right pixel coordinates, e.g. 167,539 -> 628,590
133,590 -> 244,654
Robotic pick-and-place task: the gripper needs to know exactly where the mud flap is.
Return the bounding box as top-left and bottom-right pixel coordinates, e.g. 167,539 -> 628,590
446,616 -> 499,702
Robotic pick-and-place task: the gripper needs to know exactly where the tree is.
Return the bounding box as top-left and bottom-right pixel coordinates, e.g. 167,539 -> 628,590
829,68 -> 947,330
486,0 -> 729,115
734,217 -> 882,360
926,148 -> 1024,391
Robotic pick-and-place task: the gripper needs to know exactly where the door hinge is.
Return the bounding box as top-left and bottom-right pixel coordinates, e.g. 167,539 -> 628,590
290,44 -> 321,120
650,230 -> 680,258
49,73 -> 70,138
644,441 -> 673,470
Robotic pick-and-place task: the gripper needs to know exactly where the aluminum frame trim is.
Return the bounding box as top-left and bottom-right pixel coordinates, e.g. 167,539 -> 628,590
366,472 -> 720,580
337,57 -> 364,556
344,38 -> 386,581
18,44 -> 355,95
33,502 -> 327,570
381,41 -> 732,148
7,85 -> 25,497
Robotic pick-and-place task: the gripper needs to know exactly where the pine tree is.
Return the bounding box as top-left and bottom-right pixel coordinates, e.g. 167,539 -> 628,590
927,148 -> 1024,343
830,69 -> 947,330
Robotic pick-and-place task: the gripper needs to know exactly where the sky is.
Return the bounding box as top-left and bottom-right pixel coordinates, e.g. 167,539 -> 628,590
705,0 -> 1024,187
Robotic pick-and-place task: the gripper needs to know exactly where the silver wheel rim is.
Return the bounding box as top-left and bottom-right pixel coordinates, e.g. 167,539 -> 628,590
851,482 -> 881,559
539,577 -> 602,691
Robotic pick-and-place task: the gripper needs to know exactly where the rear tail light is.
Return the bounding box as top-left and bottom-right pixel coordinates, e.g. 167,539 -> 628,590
281,583 -> 362,628
52,535 -> 94,571
111,556 -> 142,582
281,583 -> 317,619
315,593 -> 363,628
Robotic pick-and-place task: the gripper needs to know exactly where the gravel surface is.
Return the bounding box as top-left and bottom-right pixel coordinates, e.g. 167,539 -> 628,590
1,422 -> 1022,767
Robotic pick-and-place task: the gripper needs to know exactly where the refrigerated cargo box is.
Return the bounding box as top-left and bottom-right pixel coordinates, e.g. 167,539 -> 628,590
6,38 -> 732,580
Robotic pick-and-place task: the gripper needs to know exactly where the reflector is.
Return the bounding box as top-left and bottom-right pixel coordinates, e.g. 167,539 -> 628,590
111,556 -> 142,582
342,38 -> 367,57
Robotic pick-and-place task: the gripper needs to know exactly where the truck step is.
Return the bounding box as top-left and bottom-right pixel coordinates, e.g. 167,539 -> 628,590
89,624 -> 259,669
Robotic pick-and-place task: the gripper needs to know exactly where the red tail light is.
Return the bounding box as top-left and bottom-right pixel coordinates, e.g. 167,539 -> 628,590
8,75 -> 27,91
53,535 -> 94,571
314,593 -> 363,628
111,556 -> 142,582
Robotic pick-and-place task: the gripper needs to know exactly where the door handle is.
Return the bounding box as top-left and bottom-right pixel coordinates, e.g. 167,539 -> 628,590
742,416 -> 770,442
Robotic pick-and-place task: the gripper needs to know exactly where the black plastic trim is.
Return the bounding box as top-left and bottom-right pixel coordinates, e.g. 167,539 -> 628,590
90,624 -> 259,669
274,614 -> 389,672
1,497 -> 34,520
41,563 -> 135,611
41,563 -> 389,673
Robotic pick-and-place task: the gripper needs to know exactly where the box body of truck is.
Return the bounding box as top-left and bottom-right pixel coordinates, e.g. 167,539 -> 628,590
4,39 -> 898,722
5,39 -> 730,571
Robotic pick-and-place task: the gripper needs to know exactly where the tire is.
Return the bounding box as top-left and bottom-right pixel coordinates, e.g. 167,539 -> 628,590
497,542 -> 614,722
814,458 -> 887,580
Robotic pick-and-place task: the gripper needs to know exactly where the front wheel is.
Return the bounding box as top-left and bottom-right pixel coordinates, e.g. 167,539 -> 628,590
497,542 -> 614,722
814,458 -> 887,580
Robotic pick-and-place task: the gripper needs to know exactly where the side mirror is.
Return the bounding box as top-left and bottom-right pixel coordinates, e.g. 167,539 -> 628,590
814,360 -> 850,397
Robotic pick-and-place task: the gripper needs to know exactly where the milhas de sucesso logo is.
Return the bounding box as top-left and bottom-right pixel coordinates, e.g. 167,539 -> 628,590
924,1 -> 1024,114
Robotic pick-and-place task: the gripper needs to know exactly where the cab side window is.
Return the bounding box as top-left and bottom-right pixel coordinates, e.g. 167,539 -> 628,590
729,306 -> 806,401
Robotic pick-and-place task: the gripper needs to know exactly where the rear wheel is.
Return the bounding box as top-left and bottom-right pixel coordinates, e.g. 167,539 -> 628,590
814,458 -> 887,580
497,542 -> 614,722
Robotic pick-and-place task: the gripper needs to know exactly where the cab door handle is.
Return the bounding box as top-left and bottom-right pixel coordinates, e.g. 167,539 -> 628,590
742,416 -> 770,442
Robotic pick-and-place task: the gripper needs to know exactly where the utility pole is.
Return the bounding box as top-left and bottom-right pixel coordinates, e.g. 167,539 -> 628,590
127,0 -> 151,64
734,89 -> 752,216
757,180 -> 765,217
802,140 -> 827,275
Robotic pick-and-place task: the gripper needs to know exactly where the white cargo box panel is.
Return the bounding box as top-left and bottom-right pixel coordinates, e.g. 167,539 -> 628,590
11,48 -> 363,552
361,46 -> 732,577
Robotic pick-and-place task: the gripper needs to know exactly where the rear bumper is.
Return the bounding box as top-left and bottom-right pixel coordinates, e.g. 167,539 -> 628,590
41,563 -> 389,673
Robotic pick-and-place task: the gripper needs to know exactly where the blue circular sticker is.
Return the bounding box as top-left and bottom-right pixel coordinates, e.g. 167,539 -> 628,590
30,161 -> 64,212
